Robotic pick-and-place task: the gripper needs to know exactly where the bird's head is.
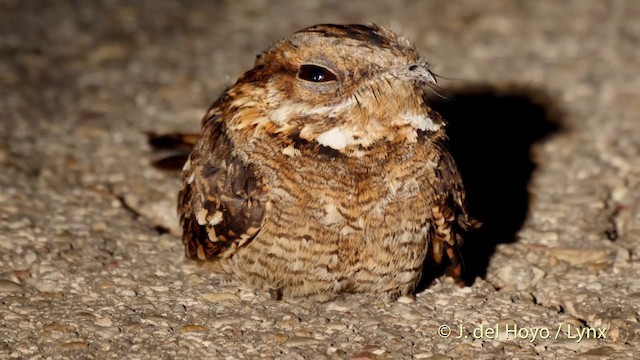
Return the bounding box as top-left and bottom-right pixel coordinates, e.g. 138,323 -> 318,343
221,24 -> 444,158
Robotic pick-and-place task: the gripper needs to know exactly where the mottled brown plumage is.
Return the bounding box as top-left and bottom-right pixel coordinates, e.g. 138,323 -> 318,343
179,24 -> 473,300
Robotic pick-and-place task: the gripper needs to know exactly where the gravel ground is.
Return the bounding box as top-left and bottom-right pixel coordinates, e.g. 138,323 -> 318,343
1,1 -> 639,359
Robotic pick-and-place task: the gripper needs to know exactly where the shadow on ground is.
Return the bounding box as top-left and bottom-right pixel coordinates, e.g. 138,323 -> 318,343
419,84 -> 562,289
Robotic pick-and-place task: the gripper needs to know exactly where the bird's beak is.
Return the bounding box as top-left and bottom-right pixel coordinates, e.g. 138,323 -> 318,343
390,62 -> 437,85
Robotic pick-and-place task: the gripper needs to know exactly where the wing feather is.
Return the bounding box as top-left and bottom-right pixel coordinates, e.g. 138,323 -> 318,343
178,103 -> 268,260
424,112 -> 478,283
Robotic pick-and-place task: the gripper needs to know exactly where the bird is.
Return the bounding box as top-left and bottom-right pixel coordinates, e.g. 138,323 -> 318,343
176,23 -> 474,301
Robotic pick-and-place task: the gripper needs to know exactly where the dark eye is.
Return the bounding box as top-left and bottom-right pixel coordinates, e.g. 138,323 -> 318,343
297,64 -> 337,82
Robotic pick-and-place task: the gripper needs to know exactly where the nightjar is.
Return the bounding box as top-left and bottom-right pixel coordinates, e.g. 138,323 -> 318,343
178,24 -> 474,301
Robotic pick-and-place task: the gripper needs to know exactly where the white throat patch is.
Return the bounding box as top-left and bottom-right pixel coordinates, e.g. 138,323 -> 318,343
315,127 -> 350,150
402,113 -> 441,132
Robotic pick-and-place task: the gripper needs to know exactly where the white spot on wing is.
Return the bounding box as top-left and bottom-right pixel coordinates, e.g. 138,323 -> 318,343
196,208 -> 208,225
209,211 -> 223,226
282,144 -> 301,157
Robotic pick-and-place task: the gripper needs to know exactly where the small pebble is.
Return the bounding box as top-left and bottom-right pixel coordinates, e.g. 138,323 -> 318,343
394,305 -> 423,321
201,292 -> 239,303
585,282 -> 603,291
325,301 -> 352,312
57,341 -> 90,350
326,322 -> 347,331
210,315 -> 245,329
0,279 -> 22,293
179,324 -> 208,334
285,336 -> 320,347
273,333 -> 289,341
397,295 -> 415,304
94,317 -> 113,327
350,351 -> 376,360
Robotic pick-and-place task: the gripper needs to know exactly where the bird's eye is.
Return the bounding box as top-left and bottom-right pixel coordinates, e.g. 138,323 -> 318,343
297,65 -> 337,83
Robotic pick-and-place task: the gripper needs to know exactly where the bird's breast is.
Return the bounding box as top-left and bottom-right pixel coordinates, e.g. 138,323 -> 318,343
262,152 -> 433,243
